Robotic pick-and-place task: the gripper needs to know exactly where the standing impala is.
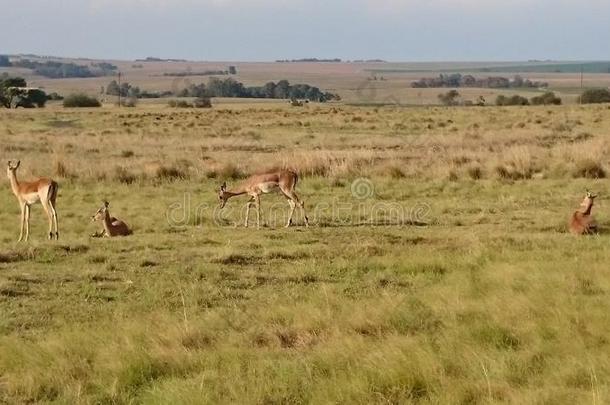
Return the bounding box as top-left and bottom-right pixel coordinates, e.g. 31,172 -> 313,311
7,160 -> 59,241
218,169 -> 309,229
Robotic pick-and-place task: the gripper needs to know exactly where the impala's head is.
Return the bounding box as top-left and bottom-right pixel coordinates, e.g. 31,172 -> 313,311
91,201 -> 110,222
7,160 -> 20,178
581,190 -> 598,207
218,182 -> 229,208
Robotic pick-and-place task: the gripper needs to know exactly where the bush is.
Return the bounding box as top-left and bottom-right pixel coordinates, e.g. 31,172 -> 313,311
496,94 -> 529,106
113,166 -> 138,184
63,93 -> 101,107
193,97 -> 212,108
168,100 -> 192,108
46,92 -> 64,101
579,88 -> 610,104
531,91 -> 562,105
438,90 -> 460,106
572,159 -> 606,179
155,165 -> 188,181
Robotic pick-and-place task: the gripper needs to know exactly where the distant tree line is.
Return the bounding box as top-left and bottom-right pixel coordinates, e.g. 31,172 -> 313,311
105,80 -> 171,99
412,74 -> 547,89
7,58 -> 117,78
106,78 -> 340,102
436,89 -> 563,107
136,57 -> 188,62
276,58 -> 342,63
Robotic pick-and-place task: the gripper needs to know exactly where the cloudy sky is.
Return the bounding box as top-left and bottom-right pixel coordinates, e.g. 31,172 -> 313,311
1,0 -> 609,61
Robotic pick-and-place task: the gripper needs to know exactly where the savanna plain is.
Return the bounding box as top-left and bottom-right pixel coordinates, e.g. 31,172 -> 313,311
0,101 -> 609,404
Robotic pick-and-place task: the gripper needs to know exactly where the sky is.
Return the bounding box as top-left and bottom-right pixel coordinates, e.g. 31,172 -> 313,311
1,0 -> 609,61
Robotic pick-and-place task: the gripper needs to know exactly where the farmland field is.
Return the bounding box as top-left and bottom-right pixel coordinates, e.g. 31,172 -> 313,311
1,101 -> 610,404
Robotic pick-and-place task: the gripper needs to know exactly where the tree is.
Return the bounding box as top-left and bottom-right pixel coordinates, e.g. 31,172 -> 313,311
531,91 -> 562,105
496,94 -> 529,106
1,76 -> 47,108
0,55 -> 10,67
438,90 -> 460,106
63,94 -> 101,107
579,88 -> 610,104
228,66 -> 237,75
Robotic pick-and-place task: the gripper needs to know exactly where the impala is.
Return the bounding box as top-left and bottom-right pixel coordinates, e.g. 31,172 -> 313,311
569,191 -> 598,235
218,169 -> 309,228
91,201 -> 132,237
7,160 -> 59,241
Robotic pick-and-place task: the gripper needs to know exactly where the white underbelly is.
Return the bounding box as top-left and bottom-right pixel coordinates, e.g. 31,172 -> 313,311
24,193 -> 40,204
259,182 -> 278,193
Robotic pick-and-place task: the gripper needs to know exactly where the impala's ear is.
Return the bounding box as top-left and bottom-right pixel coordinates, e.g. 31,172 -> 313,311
103,201 -> 109,208
15,160 -> 20,168
221,182 -> 226,191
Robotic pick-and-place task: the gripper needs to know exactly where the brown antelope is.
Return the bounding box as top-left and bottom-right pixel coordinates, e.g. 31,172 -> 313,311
7,160 -> 59,241
569,191 -> 598,235
91,201 -> 132,237
218,169 -> 309,228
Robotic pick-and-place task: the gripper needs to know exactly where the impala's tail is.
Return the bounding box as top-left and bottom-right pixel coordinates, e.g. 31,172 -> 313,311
49,181 -> 59,206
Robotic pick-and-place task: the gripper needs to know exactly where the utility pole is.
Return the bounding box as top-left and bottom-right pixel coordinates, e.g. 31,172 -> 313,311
118,71 -> 121,107
579,65 -> 585,104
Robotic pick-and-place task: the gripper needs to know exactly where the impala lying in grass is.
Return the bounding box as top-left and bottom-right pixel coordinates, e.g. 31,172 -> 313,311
91,201 -> 132,237
569,191 -> 598,235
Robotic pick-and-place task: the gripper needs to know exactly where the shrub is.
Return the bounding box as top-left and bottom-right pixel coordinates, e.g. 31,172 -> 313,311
467,166 -> 483,180
496,94 -> 529,106
155,165 -> 188,181
46,92 -> 64,101
579,88 -> 610,104
572,159 -> 606,179
438,90 -> 460,106
63,93 -> 101,107
531,91 -> 562,105
121,97 -> 138,107
113,166 -> 138,184
168,100 -> 192,108
193,97 -> 212,108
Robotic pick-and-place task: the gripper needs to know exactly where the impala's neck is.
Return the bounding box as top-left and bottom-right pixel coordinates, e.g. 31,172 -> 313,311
581,200 -> 594,216
102,210 -> 114,232
8,170 -> 20,195
225,186 -> 248,199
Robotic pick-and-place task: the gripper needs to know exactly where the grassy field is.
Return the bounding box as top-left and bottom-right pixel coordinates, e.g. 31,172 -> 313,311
1,102 -> 609,404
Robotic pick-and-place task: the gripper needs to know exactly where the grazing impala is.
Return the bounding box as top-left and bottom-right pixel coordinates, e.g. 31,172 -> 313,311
218,169 -> 309,228
7,160 -> 59,241
569,191 -> 598,235
91,201 -> 132,237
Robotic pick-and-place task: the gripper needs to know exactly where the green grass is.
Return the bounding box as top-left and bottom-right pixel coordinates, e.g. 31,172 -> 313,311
0,104 -> 609,403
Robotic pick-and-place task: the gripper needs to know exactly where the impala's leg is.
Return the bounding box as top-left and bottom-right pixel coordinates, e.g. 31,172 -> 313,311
255,195 -> 261,229
282,189 -> 309,227
18,203 -> 25,242
244,197 -> 254,228
42,202 -> 54,240
285,199 -> 296,228
48,201 -> 59,239
24,204 -> 31,242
